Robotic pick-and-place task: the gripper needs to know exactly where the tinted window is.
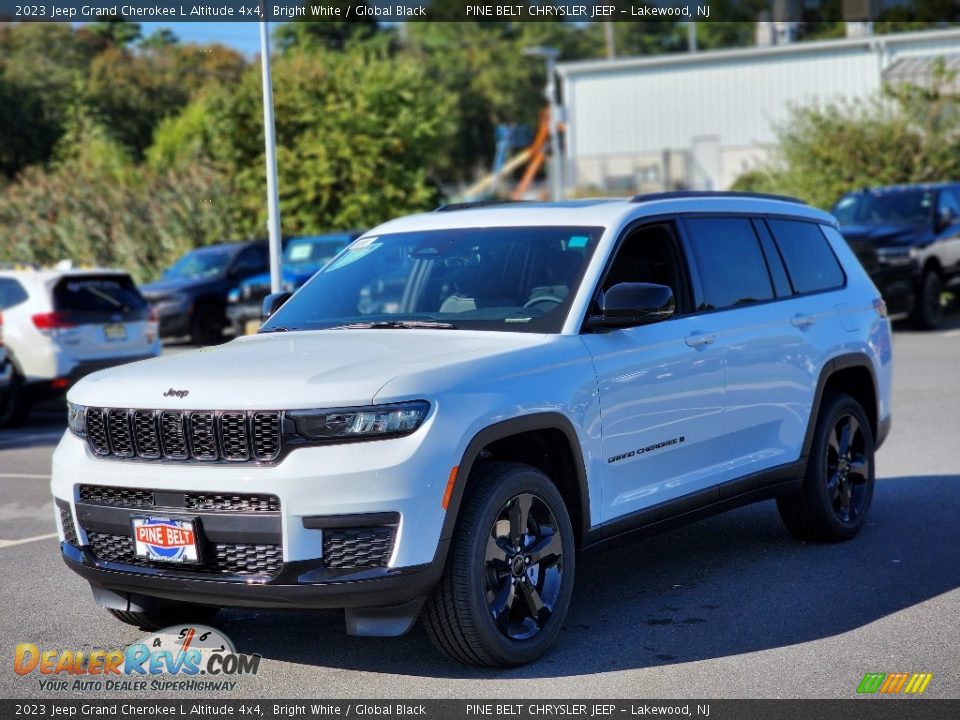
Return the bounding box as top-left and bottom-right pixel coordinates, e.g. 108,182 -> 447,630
938,188 -> 960,217
53,275 -> 147,314
233,245 -> 268,274
832,189 -> 933,226
0,278 -> 28,309
767,220 -> 845,294
167,248 -> 233,280
684,218 -> 773,311
601,223 -> 687,313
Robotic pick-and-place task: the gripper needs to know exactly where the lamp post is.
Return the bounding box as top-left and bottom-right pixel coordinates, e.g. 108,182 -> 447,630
523,46 -> 563,202
259,20 -> 282,294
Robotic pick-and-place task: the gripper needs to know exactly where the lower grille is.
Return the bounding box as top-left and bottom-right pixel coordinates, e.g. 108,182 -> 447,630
323,527 -> 396,569
77,485 -> 280,513
87,532 -> 282,577
60,507 -> 79,546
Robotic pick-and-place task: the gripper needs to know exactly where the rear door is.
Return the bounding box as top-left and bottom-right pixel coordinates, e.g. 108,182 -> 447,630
49,274 -> 152,359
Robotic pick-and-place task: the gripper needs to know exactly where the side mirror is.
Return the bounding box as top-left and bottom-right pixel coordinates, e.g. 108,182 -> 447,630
936,207 -> 956,232
262,292 -> 292,322
588,283 -> 675,330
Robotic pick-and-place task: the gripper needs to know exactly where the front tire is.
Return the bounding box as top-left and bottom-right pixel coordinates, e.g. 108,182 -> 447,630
423,462 -> 575,667
777,393 -> 875,542
912,269 -> 945,330
107,604 -> 221,631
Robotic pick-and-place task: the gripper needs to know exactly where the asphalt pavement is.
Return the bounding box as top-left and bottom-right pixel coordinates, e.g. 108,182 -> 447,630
1,323 -> 958,699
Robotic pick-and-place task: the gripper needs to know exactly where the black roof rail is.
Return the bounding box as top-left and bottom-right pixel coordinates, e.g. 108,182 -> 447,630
630,190 -> 806,205
434,200 -> 529,212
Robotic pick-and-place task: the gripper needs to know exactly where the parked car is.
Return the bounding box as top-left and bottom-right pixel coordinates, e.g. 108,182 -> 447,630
226,232 -> 359,337
54,193 -> 892,666
0,265 -> 160,427
0,311 -> 11,408
140,241 -> 271,345
833,183 -> 960,329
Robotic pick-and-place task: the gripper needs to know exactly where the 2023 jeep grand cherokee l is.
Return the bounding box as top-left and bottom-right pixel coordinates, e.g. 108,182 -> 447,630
52,193 -> 892,667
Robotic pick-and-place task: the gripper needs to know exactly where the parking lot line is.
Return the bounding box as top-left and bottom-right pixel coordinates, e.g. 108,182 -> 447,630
0,532 -> 58,548
0,472 -> 50,479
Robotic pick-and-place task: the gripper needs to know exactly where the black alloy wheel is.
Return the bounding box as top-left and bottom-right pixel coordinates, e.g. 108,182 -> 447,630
484,492 -> 564,641
825,412 -> 871,524
777,393 -> 875,542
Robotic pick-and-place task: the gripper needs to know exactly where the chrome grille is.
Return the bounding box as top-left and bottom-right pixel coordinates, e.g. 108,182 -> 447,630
220,413 -> 249,460
160,411 -> 188,459
83,409 -> 283,463
77,484 -> 280,513
133,411 -> 161,458
79,485 -> 154,507
107,410 -> 134,457
86,532 -> 282,577
86,409 -> 109,455
323,527 -> 396,569
189,412 -> 217,461
59,507 -> 79,546
252,412 -> 282,461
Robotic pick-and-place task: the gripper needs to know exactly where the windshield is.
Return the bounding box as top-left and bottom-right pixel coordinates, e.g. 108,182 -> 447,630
166,248 -> 233,280
832,190 -> 933,227
261,226 -> 603,334
283,236 -> 351,266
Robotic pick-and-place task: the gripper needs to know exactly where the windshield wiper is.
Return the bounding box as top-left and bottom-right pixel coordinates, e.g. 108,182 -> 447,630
330,320 -> 458,330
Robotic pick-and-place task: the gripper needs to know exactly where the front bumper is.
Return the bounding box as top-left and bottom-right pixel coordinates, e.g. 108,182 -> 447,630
52,419 -> 452,615
225,302 -> 260,333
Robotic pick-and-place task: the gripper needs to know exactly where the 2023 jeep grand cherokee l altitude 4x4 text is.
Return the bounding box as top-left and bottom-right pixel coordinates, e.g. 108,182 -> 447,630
52,193 -> 892,667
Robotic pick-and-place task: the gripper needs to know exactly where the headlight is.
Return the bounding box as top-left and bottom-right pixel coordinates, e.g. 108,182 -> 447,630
288,401 -> 429,443
227,288 -> 241,304
67,402 -> 86,438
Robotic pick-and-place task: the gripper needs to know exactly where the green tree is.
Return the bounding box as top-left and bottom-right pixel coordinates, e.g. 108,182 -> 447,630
731,63 -> 960,208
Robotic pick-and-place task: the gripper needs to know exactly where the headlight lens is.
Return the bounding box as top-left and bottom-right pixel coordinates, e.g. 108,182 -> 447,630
288,401 -> 429,443
67,402 -> 86,438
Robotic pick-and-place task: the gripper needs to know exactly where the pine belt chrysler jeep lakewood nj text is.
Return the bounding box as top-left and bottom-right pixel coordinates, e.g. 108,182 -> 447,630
52,193 -> 893,667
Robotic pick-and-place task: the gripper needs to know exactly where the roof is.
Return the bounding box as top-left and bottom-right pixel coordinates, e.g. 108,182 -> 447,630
365,194 -> 834,236
0,266 -> 132,281
846,182 -> 959,194
557,27 -> 960,78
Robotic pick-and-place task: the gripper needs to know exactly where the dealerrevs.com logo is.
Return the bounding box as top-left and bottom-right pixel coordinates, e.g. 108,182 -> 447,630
14,625 -> 260,693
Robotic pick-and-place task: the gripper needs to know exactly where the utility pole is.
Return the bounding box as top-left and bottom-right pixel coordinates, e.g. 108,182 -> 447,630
524,46 -> 563,202
259,19 -> 283,294
604,23 -> 616,60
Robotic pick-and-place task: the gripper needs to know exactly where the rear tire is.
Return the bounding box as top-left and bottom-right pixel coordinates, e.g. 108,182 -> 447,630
777,393 -> 875,542
423,462 -> 575,667
0,371 -> 29,428
107,604 -> 221,631
912,269 -> 945,330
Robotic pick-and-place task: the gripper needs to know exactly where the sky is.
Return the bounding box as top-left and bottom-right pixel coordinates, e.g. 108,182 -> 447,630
139,22 -> 263,54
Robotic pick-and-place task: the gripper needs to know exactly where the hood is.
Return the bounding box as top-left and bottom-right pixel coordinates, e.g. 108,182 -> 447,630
838,223 -> 929,248
68,330 -> 547,410
140,276 -> 220,298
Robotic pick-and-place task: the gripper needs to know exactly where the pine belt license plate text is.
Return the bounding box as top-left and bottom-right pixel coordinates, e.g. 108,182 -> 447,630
131,516 -> 200,563
103,323 -> 127,341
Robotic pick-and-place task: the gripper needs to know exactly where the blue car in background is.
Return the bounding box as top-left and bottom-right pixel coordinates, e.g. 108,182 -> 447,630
226,232 -> 360,336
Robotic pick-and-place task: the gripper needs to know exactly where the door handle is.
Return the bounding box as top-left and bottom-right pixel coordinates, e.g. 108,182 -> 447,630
791,314 -> 816,329
684,332 -> 716,348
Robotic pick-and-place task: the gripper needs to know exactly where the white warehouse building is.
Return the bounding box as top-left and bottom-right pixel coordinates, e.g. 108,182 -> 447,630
557,28 -> 960,195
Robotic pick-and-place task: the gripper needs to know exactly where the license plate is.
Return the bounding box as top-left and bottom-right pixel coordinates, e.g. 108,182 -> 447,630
244,319 -> 262,335
103,323 -> 127,341
131,517 -> 200,564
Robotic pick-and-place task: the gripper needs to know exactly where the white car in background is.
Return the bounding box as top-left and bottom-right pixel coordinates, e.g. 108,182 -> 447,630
0,265 -> 161,426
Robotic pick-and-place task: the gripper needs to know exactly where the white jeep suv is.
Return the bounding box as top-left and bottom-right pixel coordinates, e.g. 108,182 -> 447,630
52,193 -> 892,667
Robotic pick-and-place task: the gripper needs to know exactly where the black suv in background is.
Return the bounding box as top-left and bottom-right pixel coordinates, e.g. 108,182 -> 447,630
833,183 -> 960,329
139,241 -> 270,344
